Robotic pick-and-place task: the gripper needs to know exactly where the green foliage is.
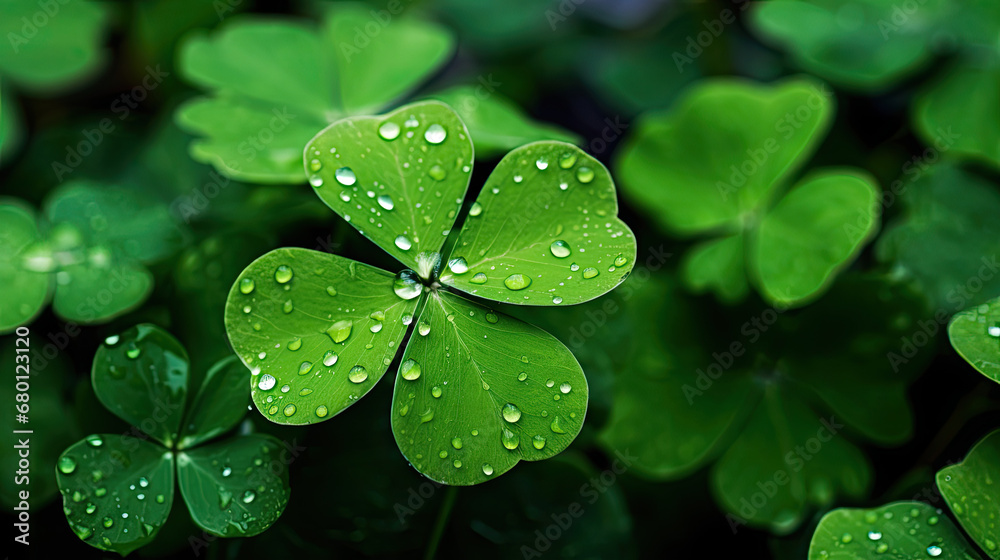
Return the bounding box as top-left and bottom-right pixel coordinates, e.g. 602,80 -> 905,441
808,501 -> 981,559
175,5 -> 577,184
225,100 -> 635,484
877,164 -> 1000,310
0,182 -> 183,332
56,324 -> 290,554
616,78 -> 879,307
599,273 -> 928,532
949,296 -> 1000,384
0,0 -> 110,93
809,428 -> 1000,559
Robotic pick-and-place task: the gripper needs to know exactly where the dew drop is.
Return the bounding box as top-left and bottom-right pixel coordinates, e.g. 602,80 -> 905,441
58,456 -> 77,474
335,167 -> 357,186
549,240 -> 571,258
502,403 -> 522,422
559,382 -> 572,394
86,434 -> 103,447
348,365 -> 368,383
379,121 -> 400,140
448,257 -> 469,274
431,385 -> 442,398
326,319 -> 353,343
429,164 -> 446,181
501,428 -> 520,450
298,361 -> 313,375
274,265 -> 293,284
393,269 -> 423,300
532,435 -> 546,449
550,416 -> 567,434
470,273 -> 488,284
926,546 -> 942,557
558,152 -> 577,168
614,254 -> 628,267
395,235 -> 412,251
504,273 -> 531,291
576,166 -> 595,183
418,321 -> 432,336
451,437 -> 463,449
424,124 -> 447,144
283,404 -> 296,417
239,278 -> 255,294
469,202 -> 483,217
517,372 -> 527,381
535,157 -> 549,170
482,463 -> 494,475
315,405 -> 328,418
257,374 -> 276,391
323,351 -> 338,367
868,531 -> 882,541
401,359 -> 421,381
582,267 -> 599,279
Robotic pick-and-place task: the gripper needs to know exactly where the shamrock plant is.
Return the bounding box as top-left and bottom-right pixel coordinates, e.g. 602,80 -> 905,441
616,77 -> 879,307
949,295 -> 1000,385
0,182 -> 183,332
176,4 -> 575,184
225,100 -> 636,484
808,428 -> 1000,559
598,271 -> 929,533
56,324 -> 291,555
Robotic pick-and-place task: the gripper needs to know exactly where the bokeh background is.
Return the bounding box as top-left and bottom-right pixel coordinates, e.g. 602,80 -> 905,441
2,0 -> 999,558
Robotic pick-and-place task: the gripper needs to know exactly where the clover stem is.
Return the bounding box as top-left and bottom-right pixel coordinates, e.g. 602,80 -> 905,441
424,485 -> 458,560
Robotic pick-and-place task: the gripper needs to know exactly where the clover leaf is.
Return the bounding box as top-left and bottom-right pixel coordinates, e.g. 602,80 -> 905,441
56,324 -> 290,555
914,58 -> 1000,170
0,182 -> 183,332
599,272 -> 928,532
225,100 -> 635,485
748,0 -> 950,91
808,428 -> 1000,559
937,429 -> 1000,557
0,0 -> 109,93
808,501 -> 981,559
616,77 -> 879,307
949,296 -> 1000,385
877,163 -> 1000,310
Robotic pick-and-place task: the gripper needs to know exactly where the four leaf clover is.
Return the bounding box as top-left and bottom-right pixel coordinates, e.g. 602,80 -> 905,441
616,77 -> 879,307
225,100 -> 636,484
56,324 -> 291,554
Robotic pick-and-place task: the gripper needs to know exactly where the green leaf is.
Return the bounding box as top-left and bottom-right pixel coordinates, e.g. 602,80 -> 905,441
177,7 -> 454,182
682,235 -> 750,303
949,297 -> 1000,384
391,290 -> 587,484
914,61 -> 1000,170
176,434 -> 290,537
56,436 -> 175,555
616,77 -> 832,235
303,100 -> 473,273
749,0 -> 948,91
808,501 -> 982,559
751,170 -> 880,306
225,248 -> 419,424
598,275 -> 757,478
51,260 -> 154,324
442,141 -> 636,305
0,0 -> 109,92
92,324 -> 190,447
428,85 -> 580,158
0,200 -> 51,332
178,356 -> 249,449
712,384 -> 871,533
876,164 -> 1000,310
937,429 -> 1000,557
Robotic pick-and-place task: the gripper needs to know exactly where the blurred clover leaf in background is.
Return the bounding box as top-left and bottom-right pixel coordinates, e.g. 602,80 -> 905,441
56,324 -> 290,555
0,182 -> 185,332
0,0 -> 110,94
809,428 -> 1000,559
949,296 -> 1000,385
598,272 -> 930,533
616,77 -> 880,307
876,163 -> 1000,311
175,4 -> 576,184
225,100 -> 636,485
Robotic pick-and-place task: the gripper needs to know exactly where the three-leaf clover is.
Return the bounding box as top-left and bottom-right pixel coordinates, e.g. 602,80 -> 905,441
598,272 -> 929,532
616,77 -> 880,307
225,100 -> 636,485
56,324 -> 291,555
175,5 -> 576,183
0,182 -> 183,332
808,428 -> 1000,559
